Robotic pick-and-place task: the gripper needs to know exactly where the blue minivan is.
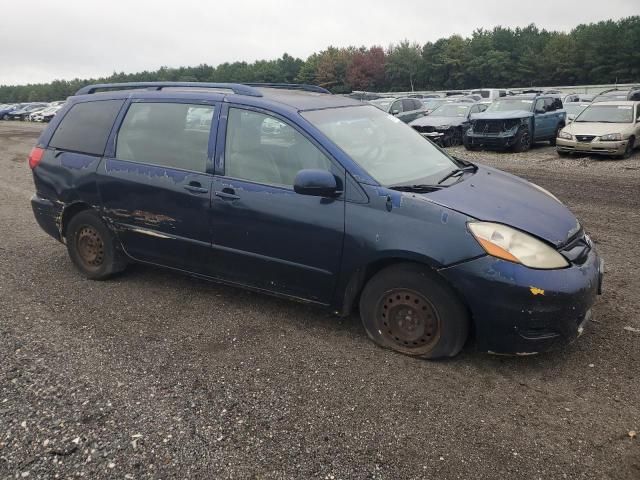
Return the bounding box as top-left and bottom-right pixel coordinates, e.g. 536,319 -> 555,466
29,82 -> 603,358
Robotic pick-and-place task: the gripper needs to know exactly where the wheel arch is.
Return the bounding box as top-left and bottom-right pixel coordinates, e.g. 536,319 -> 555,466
60,201 -> 94,239
337,254 -> 472,325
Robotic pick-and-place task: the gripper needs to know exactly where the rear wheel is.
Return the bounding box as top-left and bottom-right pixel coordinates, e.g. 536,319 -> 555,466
512,127 -> 532,152
549,125 -> 564,146
359,263 -> 469,359
66,210 -> 127,280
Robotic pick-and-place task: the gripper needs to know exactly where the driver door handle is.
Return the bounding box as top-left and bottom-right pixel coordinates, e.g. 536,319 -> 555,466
184,181 -> 209,194
215,188 -> 240,200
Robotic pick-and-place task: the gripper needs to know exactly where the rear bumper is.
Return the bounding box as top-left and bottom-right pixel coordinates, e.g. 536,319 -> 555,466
31,194 -> 62,242
556,138 -> 628,155
440,247 -> 603,354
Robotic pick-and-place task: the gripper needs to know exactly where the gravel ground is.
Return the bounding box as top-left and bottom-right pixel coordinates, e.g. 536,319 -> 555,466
0,122 -> 638,479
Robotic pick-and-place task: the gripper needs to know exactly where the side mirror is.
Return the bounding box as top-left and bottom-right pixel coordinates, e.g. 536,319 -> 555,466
294,169 -> 338,197
535,108 -> 545,114
391,109 -> 400,115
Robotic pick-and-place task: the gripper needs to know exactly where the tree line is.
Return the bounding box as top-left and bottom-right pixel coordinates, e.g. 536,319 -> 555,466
1,16 -> 638,103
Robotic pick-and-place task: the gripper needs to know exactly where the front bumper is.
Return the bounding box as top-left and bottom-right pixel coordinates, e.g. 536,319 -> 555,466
465,130 -> 517,149
439,246 -> 603,354
556,137 -> 628,156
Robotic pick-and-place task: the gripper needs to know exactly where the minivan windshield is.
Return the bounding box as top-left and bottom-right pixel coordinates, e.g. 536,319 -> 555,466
575,104 -> 634,123
302,105 -> 457,186
486,99 -> 534,112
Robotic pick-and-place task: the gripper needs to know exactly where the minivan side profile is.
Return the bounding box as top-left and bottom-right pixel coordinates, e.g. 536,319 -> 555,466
30,82 -> 603,359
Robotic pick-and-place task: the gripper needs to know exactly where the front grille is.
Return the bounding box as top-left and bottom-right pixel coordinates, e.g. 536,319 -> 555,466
472,119 -> 519,134
413,125 -> 436,133
575,135 -> 596,143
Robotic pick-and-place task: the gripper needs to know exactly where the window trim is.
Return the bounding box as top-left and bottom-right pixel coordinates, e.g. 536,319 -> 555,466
104,97 -> 220,175
216,103 -> 344,192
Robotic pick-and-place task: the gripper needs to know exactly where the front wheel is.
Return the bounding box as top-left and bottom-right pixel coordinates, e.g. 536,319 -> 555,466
512,127 -> 532,152
359,264 -> 469,359
66,210 -> 127,280
618,136 -> 635,159
463,134 -> 477,151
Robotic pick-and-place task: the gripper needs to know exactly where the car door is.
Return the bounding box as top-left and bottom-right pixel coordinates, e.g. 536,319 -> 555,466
210,105 -> 346,304
390,99 -> 404,117
533,98 -> 552,139
397,99 -> 421,123
97,99 -> 219,275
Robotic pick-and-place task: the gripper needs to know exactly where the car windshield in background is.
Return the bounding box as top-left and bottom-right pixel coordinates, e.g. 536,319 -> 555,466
431,104 -> 470,117
564,104 -> 590,115
423,99 -> 446,109
575,105 -> 634,123
369,99 -> 392,111
302,105 -> 456,187
472,90 -> 491,98
486,99 -> 534,112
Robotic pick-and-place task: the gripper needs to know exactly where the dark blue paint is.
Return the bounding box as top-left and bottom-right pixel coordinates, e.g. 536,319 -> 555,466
30,85 -> 602,354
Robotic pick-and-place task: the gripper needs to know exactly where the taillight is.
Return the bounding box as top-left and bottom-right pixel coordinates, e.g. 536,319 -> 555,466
28,147 -> 45,169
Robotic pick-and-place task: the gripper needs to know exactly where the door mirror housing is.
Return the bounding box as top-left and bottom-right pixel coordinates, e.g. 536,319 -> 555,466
294,169 -> 338,197
391,109 -> 400,115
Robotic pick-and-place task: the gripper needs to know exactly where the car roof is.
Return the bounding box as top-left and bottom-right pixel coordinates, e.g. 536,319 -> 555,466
70,83 -> 361,112
589,100 -> 637,106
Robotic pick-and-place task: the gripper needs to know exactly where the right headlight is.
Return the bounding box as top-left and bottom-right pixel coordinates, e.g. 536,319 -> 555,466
599,133 -> 622,141
558,130 -> 573,140
468,222 -> 569,269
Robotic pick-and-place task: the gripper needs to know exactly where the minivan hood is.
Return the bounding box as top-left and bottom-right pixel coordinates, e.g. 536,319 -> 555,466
425,165 -> 579,247
473,110 -> 533,120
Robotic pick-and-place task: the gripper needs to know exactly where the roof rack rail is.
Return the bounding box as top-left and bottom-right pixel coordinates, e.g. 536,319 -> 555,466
75,82 -> 263,97
243,83 -> 331,94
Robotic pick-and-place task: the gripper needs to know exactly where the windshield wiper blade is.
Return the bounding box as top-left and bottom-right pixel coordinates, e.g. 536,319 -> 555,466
437,164 -> 477,185
388,184 -> 443,192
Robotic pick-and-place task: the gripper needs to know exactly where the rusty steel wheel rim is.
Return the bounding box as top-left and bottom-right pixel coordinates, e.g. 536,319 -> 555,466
377,289 -> 440,351
76,225 -> 104,269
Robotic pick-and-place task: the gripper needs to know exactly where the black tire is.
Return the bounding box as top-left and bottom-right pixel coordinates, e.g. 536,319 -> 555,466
463,134 -> 477,151
66,210 -> 127,280
619,136 -> 635,159
549,124 -> 564,146
512,127 -> 532,152
448,128 -> 463,147
2,114 -> 9,120
359,263 -> 469,359
557,150 -> 570,157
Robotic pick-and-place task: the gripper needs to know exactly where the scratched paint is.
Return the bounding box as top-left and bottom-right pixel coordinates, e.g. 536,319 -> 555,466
60,153 -> 97,169
105,159 -> 190,183
529,286 -> 545,296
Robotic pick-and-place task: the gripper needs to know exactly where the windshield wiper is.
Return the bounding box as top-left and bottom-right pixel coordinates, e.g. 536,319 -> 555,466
388,184 -> 443,192
437,164 -> 477,185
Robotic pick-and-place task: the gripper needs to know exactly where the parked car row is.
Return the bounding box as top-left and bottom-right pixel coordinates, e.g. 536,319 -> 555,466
380,85 -> 640,159
0,101 -> 65,122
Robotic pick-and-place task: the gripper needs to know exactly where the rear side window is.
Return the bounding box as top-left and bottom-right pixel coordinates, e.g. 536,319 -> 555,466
402,99 -> 415,111
49,100 -> 123,156
116,103 -> 214,173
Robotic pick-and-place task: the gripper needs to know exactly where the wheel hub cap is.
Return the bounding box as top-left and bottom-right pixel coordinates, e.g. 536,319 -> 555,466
77,226 -> 104,267
379,289 -> 439,348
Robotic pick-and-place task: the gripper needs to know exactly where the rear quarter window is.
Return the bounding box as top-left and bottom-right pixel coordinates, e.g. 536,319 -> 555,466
49,100 -> 124,156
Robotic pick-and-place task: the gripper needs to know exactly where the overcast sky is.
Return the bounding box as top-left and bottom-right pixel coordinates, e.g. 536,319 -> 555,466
1,0 -> 637,86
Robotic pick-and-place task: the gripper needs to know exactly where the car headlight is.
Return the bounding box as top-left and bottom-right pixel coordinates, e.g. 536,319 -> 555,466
436,125 -> 451,130
599,133 -> 622,141
468,222 -> 569,269
558,131 -> 573,140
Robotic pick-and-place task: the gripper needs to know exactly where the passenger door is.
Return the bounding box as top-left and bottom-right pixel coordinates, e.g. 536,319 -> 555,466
97,100 -> 218,275
210,106 -> 345,303
533,98 -> 553,139
397,99 -> 422,123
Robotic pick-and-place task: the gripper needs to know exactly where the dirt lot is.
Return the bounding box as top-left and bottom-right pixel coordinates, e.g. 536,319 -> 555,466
0,121 -> 638,479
